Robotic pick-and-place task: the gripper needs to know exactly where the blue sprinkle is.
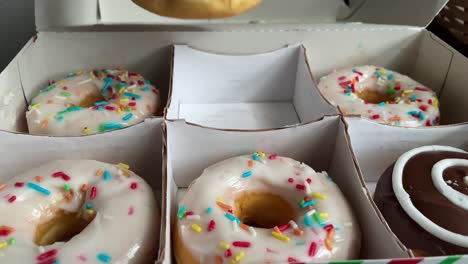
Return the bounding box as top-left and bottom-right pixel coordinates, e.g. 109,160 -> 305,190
335,226 -> 341,231
345,92 -> 352,96
378,102 -> 386,106
304,215 -> 313,227
102,123 -> 124,130
122,113 -> 133,121
252,153 -> 259,161
67,106 -> 82,112
26,182 -> 50,196
143,86 -> 150,92
67,73 -> 76,78
52,261 -> 60,264
410,95 -> 417,102
145,80 -> 151,84
242,171 -> 252,178
419,111 -> 425,120
178,206 -> 186,219
387,73 -> 394,80
98,106 -> 104,111
408,111 -> 418,116
85,203 -> 93,209
301,200 -> 316,208
94,101 -> 107,106
124,92 -> 142,99
97,253 -> 112,263
103,170 -> 111,181
56,115 -> 64,122
374,71 -> 382,79
206,207 -> 212,214
327,177 -> 333,182
225,213 -> 240,224
101,77 -> 113,94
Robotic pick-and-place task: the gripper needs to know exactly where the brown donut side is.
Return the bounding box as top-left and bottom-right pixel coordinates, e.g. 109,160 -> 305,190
374,151 -> 468,256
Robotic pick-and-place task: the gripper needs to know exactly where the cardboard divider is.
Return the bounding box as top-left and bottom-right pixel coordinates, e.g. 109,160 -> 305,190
164,116 -> 409,263
166,45 -> 338,130
0,117 -> 165,262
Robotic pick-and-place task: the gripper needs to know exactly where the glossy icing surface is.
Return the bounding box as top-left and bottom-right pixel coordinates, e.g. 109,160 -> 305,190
26,69 -> 160,136
318,65 -> 440,127
175,153 -> 361,263
0,160 -> 159,263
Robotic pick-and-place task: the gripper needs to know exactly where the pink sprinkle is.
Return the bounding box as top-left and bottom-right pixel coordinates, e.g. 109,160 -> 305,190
233,241 -> 251,248
224,249 -> 232,257
152,89 -> 158,94
426,120 -> 432,127
419,105 -> 428,112
415,87 -> 428,91
354,70 -> 363,76
128,206 -> 134,215
287,178 -> 294,183
186,211 -> 194,216
296,184 -> 306,191
52,171 -> 70,181
394,86 -> 401,91
287,257 -> 299,263
137,80 -> 144,85
128,102 -> 136,107
37,249 -> 57,261
51,80 -> 56,84
309,242 -> 317,256
339,81 -> 351,87
90,186 -> 97,200
338,76 -> 346,81
306,178 -> 312,184
78,255 -> 87,262
105,106 -> 116,111
371,114 -> 380,120
130,182 -> 138,190
324,224 -> 334,232
428,99 -> 433,105
129,73 -> 138,78
268,154 -> 278,160
278,223 -> 291,232
14,182 -> 24,187
208,220 -> 216,232
266,248 -> 278,254
8,195 -> 16,203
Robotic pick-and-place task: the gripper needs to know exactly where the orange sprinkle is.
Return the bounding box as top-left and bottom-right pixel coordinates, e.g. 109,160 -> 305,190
214,255 -> 223,264
66,103 -> 73,108
293,229 -> 304,236
40,119 -> 48,129
307,206 -> 314,211
131,106 -> 137,111
46,100 -> 54,104
216,201 -> 232,211
273,226 -> 282,234
388,116 -> 402,122
35,176 -> 44,183
65,192 -> 73,200
80,184 -> 88,192
247,160 -> 254,167
240,223 -> 249,231
326,228 -> 335,241
95,169 -> 103,176
341,109 -> 350,116
0,183 -> 5,191
146,104 -> 152,112
325,238 -> 333,251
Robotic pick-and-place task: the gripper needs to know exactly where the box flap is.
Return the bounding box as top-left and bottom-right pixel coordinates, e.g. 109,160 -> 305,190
35,0 -> 448,31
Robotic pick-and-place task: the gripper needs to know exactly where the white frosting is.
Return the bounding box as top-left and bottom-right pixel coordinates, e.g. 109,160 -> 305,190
392,145 -> 468,248
432,159 -> 468,210
0,160 -> 159,263
176,153 -> 361,263
26,70 -> 160,136
318,65 -> 440,127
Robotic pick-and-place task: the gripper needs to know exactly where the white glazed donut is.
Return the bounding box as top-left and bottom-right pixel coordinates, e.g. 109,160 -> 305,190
26,69 -> 160,136
174,153 -> 361,263
0,160 -> 159,263
318,65 -> 440,127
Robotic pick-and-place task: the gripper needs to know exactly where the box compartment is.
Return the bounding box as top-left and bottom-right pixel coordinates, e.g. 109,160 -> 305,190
163,116 -> 409,263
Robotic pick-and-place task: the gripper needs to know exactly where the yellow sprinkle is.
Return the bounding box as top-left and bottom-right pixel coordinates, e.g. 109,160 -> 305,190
191,224 -> 202,233
119,163 -> 130,170
86,209 -> 95,215
320,212 -> 329,218
219,241 -> 230,250
257,151 -> 265,157
402,90 -> 414,96
378,69 -> 386,75
120,98 -> 130,103
76,70 -> 83,76
117,108 -> 122,114
59,81 -> 65,86
271,231 -> 290,242
119,86 -> 126,93
82,127 -> 90,134
311,192 -> 327,200
31,103 -> 41,109
0,241 -> 8,249
131,88 -> 136,93
235,252 -> 245,262
395,97 -> 401,103
433,97 -> 439,109
216,197 -> 222,202
47,113 -> 54,119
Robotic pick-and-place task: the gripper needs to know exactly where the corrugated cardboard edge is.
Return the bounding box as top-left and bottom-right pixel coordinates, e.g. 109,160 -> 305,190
156,121 -> 168,264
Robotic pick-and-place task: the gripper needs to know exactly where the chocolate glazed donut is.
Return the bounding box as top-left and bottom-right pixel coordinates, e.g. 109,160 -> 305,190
374,146 -> 468,256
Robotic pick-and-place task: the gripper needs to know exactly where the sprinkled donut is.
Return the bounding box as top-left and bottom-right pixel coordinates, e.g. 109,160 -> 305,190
174,153 -> 361,263
26,69 -> 160,136
318,65 -> 440,127
0,160 -> 159,263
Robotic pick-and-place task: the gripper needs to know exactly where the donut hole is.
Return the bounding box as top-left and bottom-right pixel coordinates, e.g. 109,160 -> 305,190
34,209 -> 91,246
356,89 -> 395,104
234,192 -> 296,229
79,93 -> 106,108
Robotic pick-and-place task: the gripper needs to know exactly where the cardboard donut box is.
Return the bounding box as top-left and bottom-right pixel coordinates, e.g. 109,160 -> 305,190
0,0 -> 467,263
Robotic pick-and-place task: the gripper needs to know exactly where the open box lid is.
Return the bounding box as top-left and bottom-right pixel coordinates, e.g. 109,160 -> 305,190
35,0 -> 448,31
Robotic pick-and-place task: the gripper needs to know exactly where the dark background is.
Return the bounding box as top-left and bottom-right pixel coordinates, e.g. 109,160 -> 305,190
0,1 -> 465,72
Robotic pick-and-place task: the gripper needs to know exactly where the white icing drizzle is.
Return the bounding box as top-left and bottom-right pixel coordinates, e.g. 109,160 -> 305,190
176,154 -> 361,263
392,145 -> 468,247
318,65 -> 440,127
432,159 -> 468,210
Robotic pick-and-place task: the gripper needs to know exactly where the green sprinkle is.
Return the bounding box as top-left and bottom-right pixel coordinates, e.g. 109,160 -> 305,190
385,89 -> 397,95
63,184 -> 71,191
40,84 -> 57,94
125,106 -> 132,112
439,256 -> 462,264
60,92 -> 71,97
8,238 -> 15,245
387,82 -> 395,89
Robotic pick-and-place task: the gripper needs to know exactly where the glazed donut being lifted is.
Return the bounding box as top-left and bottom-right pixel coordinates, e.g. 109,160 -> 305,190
318,65 -> 440,127
132,0 -> 262,19
174,152 -> 361,263
26,69 -> 160,136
